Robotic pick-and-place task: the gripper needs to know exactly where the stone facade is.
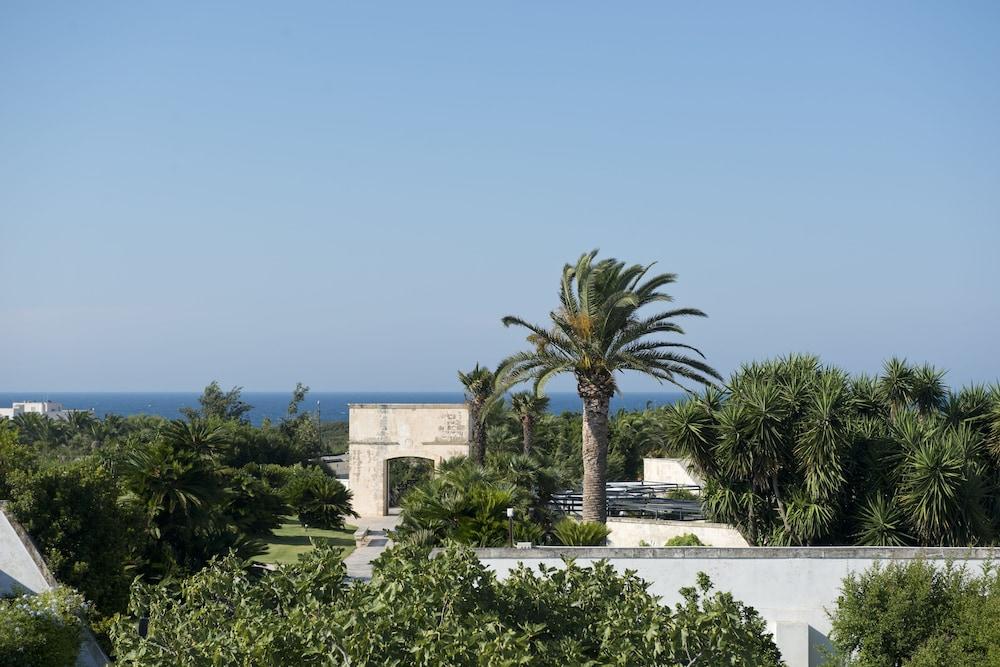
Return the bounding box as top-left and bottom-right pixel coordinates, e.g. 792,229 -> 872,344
348,404 -> 470,517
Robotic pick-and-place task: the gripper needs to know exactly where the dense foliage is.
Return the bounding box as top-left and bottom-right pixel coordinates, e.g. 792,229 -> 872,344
394,455 -> 557,546
484,404 -> 682,484
111,543 -> 782,666
7,458 -> 139,615
663,355 -> 1000,546
0,587 -> 86,667
281,464 -> 356,530
0,382 -> 355,649
829,560 -> 1000,666
386,457 -> 434,507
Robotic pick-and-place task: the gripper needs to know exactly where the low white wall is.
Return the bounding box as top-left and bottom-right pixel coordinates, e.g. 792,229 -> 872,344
642,458 -> 702,487
607,517 -> 748,547
475,546 -> 995,667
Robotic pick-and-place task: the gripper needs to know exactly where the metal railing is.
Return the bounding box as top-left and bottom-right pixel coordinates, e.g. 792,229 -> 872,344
550,481 -> 704,521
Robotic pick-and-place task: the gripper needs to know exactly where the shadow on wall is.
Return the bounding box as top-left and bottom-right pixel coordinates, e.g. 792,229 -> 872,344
0,570 -> 23,596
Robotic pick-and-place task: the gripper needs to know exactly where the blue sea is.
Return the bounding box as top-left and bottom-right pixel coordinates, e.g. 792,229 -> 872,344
0,391 -> 685,425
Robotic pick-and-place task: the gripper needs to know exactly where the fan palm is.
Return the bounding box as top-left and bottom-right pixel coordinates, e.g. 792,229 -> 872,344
510,392 -> 550,455
458,364 -> 503,465
499,250 -> 720,522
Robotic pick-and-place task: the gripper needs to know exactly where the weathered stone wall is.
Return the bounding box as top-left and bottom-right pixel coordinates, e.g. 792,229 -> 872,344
348,404 -> 470,517
606,517 -> 748,547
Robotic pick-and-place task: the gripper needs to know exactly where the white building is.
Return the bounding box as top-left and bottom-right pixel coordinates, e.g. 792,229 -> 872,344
0,401 -> 86,421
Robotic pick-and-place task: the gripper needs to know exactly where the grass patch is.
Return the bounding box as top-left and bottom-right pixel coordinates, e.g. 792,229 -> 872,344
253,516 -> 356,565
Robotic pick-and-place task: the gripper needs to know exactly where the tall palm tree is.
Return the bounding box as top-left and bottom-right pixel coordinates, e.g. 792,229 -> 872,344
499,250 -> 720,522
458,364 -> 502,465
510,392 -> 550,455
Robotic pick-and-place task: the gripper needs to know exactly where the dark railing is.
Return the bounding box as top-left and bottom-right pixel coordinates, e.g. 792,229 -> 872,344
550,481 -> 704,521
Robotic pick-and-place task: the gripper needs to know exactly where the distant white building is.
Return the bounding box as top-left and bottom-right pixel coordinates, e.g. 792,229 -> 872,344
0,401 -> 86,421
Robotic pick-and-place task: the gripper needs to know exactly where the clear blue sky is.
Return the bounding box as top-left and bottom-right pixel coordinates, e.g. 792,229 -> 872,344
1,2 -> 998,392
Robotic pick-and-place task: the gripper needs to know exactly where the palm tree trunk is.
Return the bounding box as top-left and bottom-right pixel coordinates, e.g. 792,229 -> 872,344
581,390 -> 611,523
771,476 -> 793,539
521,415 -> 533,456
470,412 -> 486,465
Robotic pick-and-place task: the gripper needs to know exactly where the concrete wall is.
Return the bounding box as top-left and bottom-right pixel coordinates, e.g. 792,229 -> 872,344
475,546 -> 996,667
348,404 -> 470,517
606,517 -> 749,547
642,457 -> 703,487
0,509 -> 52,595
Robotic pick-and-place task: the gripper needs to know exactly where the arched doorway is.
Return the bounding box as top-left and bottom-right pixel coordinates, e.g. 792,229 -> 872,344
386,457 -> 435,513
348,404 -> 470,517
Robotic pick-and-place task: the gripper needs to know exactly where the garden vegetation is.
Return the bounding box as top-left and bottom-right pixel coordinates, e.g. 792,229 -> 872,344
110,543 -> 783,666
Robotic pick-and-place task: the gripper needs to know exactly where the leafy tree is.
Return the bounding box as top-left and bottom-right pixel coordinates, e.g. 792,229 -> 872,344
510,391 -> 550,455
458,364 -> 503,465
181,381 -> 253,422
111,543 -> 782,666
0,422 -> 36,499
286,382 -> 309,416
8,458 -> 140,615
829,560 -> 1000,667
500,250 -> 720,522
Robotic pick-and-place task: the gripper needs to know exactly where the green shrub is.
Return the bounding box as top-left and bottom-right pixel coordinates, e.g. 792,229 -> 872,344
666,488 -> 698,501
282,465 -> 356,530
0,588 -> 86,667
665,533 -> 704,546
8,459 -> 139,615
829,560 -> 1000,666
111,544 -> 783,666
395,460 -> 541,547
552,518 -> 610,546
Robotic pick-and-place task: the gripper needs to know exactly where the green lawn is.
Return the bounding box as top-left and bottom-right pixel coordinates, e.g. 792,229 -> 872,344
253,516 -> 356,565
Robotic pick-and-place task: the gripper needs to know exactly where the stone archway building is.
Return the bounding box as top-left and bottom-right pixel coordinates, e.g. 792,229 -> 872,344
348,404 -> 470,517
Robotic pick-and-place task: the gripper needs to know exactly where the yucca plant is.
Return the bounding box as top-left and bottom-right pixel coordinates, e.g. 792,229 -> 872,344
910,364 -> 948,417
552,517 -> 610,546
854,494 -> 911,546
880,357 -> 916,420
899,429 -> 973,545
